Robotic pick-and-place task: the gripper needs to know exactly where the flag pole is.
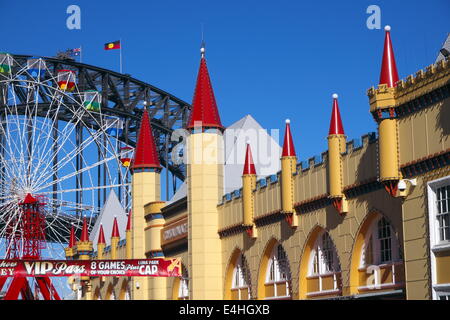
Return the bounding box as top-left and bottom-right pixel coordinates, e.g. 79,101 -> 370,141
119,38 -> 123,73
80,45 -> 83,63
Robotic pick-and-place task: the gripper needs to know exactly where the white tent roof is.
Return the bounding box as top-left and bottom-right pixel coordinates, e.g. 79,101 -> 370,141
167,114 -> 281,203
90,190 -> 127,248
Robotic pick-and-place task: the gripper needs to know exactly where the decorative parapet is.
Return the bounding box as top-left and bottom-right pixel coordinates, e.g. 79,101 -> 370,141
400,149 -> 450,179
368,58 -> 449,116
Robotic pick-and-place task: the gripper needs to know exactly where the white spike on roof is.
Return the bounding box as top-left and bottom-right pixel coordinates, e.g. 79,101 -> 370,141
90,190 -> 127,248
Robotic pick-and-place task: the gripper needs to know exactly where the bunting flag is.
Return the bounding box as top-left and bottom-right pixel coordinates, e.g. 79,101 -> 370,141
104,40 -> 121,50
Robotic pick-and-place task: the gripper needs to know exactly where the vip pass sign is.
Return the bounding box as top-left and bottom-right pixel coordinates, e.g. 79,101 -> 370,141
0,258 -> 181,277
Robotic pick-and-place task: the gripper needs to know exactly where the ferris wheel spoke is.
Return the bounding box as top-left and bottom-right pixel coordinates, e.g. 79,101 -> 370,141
34,151 -> 120,192
30,119 -> 120,191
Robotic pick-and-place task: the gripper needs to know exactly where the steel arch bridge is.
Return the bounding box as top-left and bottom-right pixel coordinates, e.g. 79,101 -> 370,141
6,54 -> 191,181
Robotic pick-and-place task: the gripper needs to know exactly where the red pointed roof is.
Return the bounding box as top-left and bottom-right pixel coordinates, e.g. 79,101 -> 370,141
329,94 -> 345,135
68,226 -> 76,248
111,216 -> 120,238
186,57 -> 224,131
97,224 -> 106,244
22,193 -> 37,204
243,143 -> 256,175
80,216 -> 89,242
379,26 -> 399,88
131,109 -> 161,170
126,211 -> 131,231
282,119 -> 296,157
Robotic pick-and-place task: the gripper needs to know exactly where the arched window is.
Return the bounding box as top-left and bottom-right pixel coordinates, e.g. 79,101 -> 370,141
178,267 -> 189,300
231,254 -> 251,300
355,215 -> 404,293
306,231 -> 341,297
265,244 -> 291,299
361,217 -> 400,267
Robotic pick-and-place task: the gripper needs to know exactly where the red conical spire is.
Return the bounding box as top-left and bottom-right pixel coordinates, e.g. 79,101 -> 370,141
111,216 -> 120,238
131,109 -> 161,170
22,193 -> 37,204
80,216 -> 89,242
186,45 -> 224,131
243,143 -> 256,175
68,225 -> 76,248
126,211 -> 131,231
97,224 -> 106,244
379,25 -> 399,88
282,119 -> 296,157
328,94 -> 345,135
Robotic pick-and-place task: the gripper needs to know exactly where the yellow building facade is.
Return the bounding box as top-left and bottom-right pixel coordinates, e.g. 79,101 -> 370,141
68,27 -> 450,300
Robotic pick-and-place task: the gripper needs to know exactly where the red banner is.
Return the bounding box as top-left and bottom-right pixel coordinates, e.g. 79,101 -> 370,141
0,258 -> 181,278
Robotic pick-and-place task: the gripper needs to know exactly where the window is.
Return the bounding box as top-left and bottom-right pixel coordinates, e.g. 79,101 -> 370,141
265,244 -> 291,299
232,254 -> 251,300
428,177 -> 450,300
310,232 -> 340,276
268,245 -> 289,283
361,216 -> 399,267
378,218 -> 392,263
307,231 -> 341,296
178,268 -> 189,300
436,185 -> 450,242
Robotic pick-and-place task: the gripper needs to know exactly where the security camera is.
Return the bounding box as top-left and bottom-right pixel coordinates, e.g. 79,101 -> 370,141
398,180 -> 407,191
135,281 -> 140,289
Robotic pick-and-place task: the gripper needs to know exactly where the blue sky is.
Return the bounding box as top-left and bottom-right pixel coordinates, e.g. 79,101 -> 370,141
1,0 -> 449,170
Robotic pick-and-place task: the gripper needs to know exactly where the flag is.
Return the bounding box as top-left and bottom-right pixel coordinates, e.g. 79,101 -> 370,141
104,40 -> 121,50
67,47 -> 81,56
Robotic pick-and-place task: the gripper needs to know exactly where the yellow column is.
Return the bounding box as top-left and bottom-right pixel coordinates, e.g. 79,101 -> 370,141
131,168 -> 160,300
77,240 -> 93,300
281,155 -> 298,227
126,230 -> 132,259
145,201 -> 167,300
368,85 -> 401,195
187,131 -> 224,300
242,174 -> 257,237
111,236 -> 119,260
327,134 -> 348,213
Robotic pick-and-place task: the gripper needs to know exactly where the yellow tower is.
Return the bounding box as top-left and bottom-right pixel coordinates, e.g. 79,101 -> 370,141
369,26 -> 402,197
125,212 -> 132,259
327,94 -> 348,213
281,119 -> 298,227
130,108 -> 162,300
145,200 -> 167,299
242,143 -> 257,238
186,45 -> 225,299
77,216 -> 93,300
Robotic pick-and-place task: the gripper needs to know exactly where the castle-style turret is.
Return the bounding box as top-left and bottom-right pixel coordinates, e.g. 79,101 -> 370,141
131,108 -> 161,300
64,226 -> 77,259
327,94 -> 348,213
110,216 -> 120,260
281,119 -> 298,227
125,212 -> 132,259
186,44 -> 225,299
77,216 -> 93,299
242,143 -> 257,238
97,224 -> 106,259
368,26 -> 402,196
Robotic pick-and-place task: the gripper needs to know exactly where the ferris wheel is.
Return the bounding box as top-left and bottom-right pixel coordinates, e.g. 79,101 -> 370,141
0,54 -> 132,299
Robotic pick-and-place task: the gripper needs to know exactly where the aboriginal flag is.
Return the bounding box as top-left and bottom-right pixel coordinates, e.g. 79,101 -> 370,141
104,40 -> 121,50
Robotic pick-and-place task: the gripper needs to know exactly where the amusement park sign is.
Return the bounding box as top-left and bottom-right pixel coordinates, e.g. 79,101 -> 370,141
0,258 -> 181,278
